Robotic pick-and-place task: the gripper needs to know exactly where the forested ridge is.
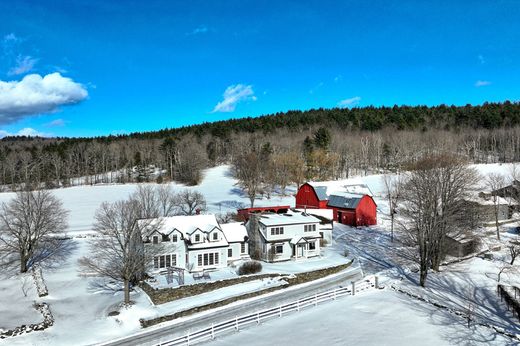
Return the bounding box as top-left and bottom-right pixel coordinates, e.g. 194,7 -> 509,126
2,101 -> 520,190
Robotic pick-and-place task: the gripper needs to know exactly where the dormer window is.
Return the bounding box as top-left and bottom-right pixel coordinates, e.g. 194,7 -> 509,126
195,234 -> 201,242
172,234 -> 178,242
152,235 -> 159,244
212,232 -> 218,241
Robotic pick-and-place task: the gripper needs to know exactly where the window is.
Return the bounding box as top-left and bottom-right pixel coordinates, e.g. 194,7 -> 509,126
200,252 -> 220,266
212,232 -> 218,241
270,227 -> 284,235
195,234 -> 201,242
154,254 -> 176,269
304,224 -> 317,232
152,235 -> 159,244
309,241 -> 316,251
275,245 -> 284,254
241,242 -> 246,254
172,234 -> 178,242
198,254 -> 203,266
228,248 -> 233,257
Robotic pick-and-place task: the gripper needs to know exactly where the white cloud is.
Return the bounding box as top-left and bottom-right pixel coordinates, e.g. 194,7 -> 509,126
475,80 -> 491,87
478,54 -> 485,65
187,25 -> 209,36
0,72 -> 88,125
8,55 -> 38,75
44,118 -> 66,127
334,75 -> 343,83
212,84 -> 256,113
337,96 -> 361,108
0,127 -> 51,138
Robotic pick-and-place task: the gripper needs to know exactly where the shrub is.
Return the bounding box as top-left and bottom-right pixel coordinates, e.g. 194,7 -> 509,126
238,261 -> 262,275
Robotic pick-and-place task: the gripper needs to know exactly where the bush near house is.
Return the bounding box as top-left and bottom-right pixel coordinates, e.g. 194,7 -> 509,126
238,261 -> 262,275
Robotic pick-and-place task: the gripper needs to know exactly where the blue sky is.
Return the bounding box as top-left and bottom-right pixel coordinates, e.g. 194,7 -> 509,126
0,0 -> 519,137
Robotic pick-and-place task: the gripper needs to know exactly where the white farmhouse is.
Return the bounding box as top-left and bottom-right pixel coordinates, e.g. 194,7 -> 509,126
246,211 -> 322,262
142,215 -> 249,273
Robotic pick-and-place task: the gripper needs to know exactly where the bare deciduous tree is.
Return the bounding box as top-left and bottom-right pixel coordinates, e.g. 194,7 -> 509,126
0,190 -> 69,273
486,173 -> 505,240
175,190 -> 207,215
400,154 -> 478,287
233,151 -> 262,207
508,240 -> 520,265
79,199 -> 161,304
382,173 -> 401,242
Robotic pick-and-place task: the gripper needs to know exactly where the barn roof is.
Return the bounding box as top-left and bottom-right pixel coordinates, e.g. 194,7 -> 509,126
312,186 -> 329,201
327,193 -> 364,209
306,180 -> 374,200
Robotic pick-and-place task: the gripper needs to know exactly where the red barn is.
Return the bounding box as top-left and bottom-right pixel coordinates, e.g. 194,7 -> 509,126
295,183 -> 329,209
327,193 -> 377,226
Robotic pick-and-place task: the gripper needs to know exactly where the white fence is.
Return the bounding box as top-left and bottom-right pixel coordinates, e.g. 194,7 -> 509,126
156,276 -> 377,346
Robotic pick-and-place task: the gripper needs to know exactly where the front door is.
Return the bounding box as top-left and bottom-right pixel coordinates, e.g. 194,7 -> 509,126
337,211 -> 342,224
298,244 -> 304,257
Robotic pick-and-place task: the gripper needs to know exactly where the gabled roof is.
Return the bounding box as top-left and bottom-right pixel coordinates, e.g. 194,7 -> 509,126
327,193 -> 364,209
220,222 -> 248,243
306,180 -> 374,200
141,214 -> 221,238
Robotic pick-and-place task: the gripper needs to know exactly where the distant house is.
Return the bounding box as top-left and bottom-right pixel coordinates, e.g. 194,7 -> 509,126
246,210 -> 322,262
142,215 -> 249,273
295,181 -> 377,227
465,192 -> 512,224
444,235 -> 480,258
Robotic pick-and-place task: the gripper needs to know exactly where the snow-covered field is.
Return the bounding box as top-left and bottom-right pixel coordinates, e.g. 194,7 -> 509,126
1,163 -> 520,346
210,288 -> 513,346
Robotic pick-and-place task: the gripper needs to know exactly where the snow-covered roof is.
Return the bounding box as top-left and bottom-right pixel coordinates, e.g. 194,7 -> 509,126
141,214 -> 221,238
327,193 -> 364,209
258,210 -> 321,227
221,222 -> 248,243
294,208 -> 334,221
307,179 -> 374,199
290,236 -> 308,245
466,193 -> 511,206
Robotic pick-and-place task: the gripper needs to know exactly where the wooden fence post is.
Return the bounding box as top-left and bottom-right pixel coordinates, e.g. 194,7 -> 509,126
235,316 -> 239,331
375,276 -> 379,289
352,281 -> 356,295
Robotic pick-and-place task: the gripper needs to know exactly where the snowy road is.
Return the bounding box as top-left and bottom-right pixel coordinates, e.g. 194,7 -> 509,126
97,266 -> 363,346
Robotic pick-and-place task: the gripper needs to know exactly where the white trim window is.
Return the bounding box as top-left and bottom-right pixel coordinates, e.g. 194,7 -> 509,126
172,234 -> 178,242
194,234 -> 201,242
304,224 -> 317,232
153,254 -> 177,269
275,244 -> 284,254
309,241 -> 316,251
152,235 -> 160,244
241,242 -> 246,254
270,227 -> 284,235
212,232 -> 218,241
197,252 -> 220,267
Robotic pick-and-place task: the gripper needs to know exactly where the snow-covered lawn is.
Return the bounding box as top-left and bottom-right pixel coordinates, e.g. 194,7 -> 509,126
0,274 -> 41,330
210,289 -> 512,346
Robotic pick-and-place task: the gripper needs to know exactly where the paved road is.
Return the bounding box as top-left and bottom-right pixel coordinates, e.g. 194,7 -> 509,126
97,265 -> 363,346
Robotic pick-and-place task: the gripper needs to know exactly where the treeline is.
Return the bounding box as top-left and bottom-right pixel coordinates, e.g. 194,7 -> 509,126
2,102 -> 520,190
